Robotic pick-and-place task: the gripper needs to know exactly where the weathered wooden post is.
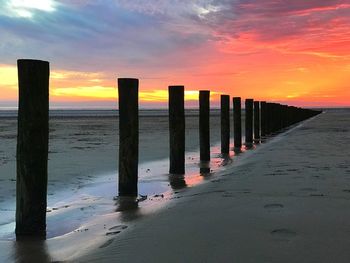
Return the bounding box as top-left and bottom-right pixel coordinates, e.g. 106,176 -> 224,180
118,78 -> 139,197
220,95 -> 230,155
233,97 -> 242,149
169,86 -> 185,174
254,101 -> 260,141
199,90 -> 210,161
260,101 -> 267,137
16,59 -> 49,237
245,99 -> 253,146
266,103 -> 272,135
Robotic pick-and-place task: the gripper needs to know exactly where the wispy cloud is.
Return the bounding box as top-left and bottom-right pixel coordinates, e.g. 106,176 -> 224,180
0,0 -> 349,106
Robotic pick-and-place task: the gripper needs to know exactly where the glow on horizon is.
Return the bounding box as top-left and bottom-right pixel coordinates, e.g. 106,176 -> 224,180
0,63 -> 349,107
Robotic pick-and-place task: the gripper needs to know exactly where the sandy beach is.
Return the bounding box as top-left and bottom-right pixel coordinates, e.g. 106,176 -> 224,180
73,108 -> 350,263
0,109 -> 243,261
1,0 -> 349,262
1,109 -> 349,262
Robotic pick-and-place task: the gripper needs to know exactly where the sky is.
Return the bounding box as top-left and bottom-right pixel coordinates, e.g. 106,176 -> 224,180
0,0 -> 349,108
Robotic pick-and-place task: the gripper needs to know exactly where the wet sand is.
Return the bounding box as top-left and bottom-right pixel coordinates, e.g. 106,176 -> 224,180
73,109 -> 350,263
0,110 -> 249,262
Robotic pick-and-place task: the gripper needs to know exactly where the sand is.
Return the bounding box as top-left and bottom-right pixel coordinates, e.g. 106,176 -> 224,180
2,109 -> 349,262
0,110 -> 245,262
0,111 -> 229,230
73,109 -> 350,263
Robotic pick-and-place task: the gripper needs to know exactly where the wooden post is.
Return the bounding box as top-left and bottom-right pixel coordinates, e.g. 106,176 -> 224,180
16,59 -> 49,237
254,101 -> 260,141
169,86 -> 185,174
260,101 -> 267,137
233,97 -> 242,149
199,90 -> 210,161
118,78 -> 139,197
220,95 -> 230,155
266,103 -> 272,135
245,99 -> 253,145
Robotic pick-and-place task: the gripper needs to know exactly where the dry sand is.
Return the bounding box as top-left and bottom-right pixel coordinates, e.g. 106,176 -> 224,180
73,109 -> 350,263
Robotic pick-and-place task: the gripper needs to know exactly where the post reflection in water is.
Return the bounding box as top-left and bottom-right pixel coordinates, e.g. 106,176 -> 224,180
168,174 -> 187,190
115,196 -> 139,212
233,146 -> 243,155
115,196 -> 142,222
220,153 -> 232,167
244,144 -> 254,150
199,161 -> 211,175
12,238 -> 51,263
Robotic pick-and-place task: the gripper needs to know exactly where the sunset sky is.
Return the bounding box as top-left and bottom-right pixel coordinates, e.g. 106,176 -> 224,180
0,0 -> 349,108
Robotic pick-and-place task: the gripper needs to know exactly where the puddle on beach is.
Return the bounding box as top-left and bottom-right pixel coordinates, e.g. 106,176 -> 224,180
0,143 -> 247,241
0,141 -> 262,262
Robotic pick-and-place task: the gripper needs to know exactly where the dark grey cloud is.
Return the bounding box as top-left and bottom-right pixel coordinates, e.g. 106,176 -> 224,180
0,0 -> 215,72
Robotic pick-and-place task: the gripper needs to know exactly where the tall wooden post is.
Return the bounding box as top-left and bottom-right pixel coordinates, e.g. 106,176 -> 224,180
16,59 -> 49,237
245,99 -> 253,145
266,103 -> 272,135
233,97 -> 242,149
260,101 -> 267,137
199,90 -> 210,161
220,95 -> 230,155
254,101 -> 260,141
169,86 -> 185,174
118,78 -> 139,197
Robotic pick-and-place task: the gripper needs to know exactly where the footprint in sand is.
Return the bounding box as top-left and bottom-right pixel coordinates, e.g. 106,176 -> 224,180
271,229 -> 297,241
300,187 -> 317,192
310,194 -> 325,197
211,179 -> 221,183
222,192 -> 234,198
106,225 -> 128,236
264,204 -> 284,210
99,238 -> 115,248
292,176 -> 304,180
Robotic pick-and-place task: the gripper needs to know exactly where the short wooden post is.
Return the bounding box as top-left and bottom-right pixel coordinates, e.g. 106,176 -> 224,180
254,101 -> 260,141
245,99 -> 253,145
169,86 -> 185,174
220,95 -> 230,155
16,59 -> 49,237
233,97 -> 242,149
118,78 -> 139,197
199,90 -> 210,161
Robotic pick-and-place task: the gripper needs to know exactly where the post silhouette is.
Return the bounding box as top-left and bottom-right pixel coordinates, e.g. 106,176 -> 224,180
260,101 -> 267,137
233,97 -> 242,149
118,78 -> 139,197
254,101 -> 260,141
245,99 -> 254,146
266,103 -> 272,135
16,59 -> 49,237
199,90 -> 210,161
169,86 -> 185,174
220,95 -> 230,155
